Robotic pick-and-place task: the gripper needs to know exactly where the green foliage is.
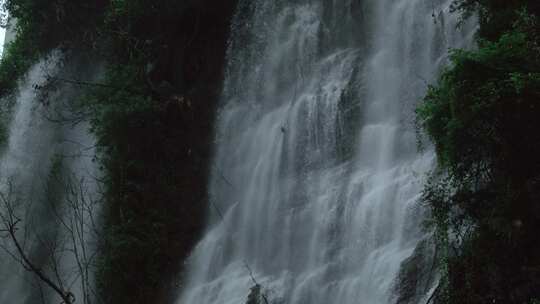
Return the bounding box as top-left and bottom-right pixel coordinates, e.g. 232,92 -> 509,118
82,65 -> 162,304
2,0 -> 106,49
450,0 -> 540,39
0,0 -> 106,97
419,24 -> 540,177
418,4 -> 540,304
82,1 -> 225,295
0,26 -> 39,96
86,61 -> 209,303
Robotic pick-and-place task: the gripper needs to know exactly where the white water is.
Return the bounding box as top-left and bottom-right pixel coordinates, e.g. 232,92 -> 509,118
179,1 -> 475,304
0,56 -> 101,304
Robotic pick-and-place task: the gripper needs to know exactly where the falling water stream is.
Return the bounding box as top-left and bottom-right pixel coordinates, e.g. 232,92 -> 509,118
179,1 -> 475,304
0,56 -> 100,304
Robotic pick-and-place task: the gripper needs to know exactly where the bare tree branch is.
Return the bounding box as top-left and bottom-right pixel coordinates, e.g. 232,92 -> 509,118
0,163 -> 103,304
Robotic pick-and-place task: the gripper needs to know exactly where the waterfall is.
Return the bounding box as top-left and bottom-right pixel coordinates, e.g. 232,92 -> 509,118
178,1 -> 475,304
0,55 -> 101,304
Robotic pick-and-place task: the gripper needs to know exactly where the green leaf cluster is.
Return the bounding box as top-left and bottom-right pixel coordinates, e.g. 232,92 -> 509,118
418,3 -> 540,303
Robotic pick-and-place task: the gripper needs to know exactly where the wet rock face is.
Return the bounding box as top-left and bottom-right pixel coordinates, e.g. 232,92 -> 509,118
150,0 -> 239,94
393,238 -> 439,304
144,2 -> 240,303
93,2 -> 241,304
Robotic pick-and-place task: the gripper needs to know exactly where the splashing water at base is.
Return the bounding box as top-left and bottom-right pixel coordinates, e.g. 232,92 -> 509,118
179,1 -> 476,304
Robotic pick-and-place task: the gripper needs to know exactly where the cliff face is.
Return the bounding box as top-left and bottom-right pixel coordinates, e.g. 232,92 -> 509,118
141,1 -> 241,302
92,1 -> 240,303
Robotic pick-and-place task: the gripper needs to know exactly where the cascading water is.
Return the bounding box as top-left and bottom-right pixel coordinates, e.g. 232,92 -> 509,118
0,56 -> 101,304
179,1 -> 475,304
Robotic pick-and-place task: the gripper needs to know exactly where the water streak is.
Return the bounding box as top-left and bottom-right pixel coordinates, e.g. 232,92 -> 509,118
0,55 -> 101,304
180,1 -> 475,303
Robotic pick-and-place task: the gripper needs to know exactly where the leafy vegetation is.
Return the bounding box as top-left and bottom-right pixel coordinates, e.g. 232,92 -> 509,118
85,62 -> 210,304
85,1 -> 238,302
0,0 -> 106,96
0,0 -> 106,146
0,26 -> 39,97
418,1 -> 540,303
